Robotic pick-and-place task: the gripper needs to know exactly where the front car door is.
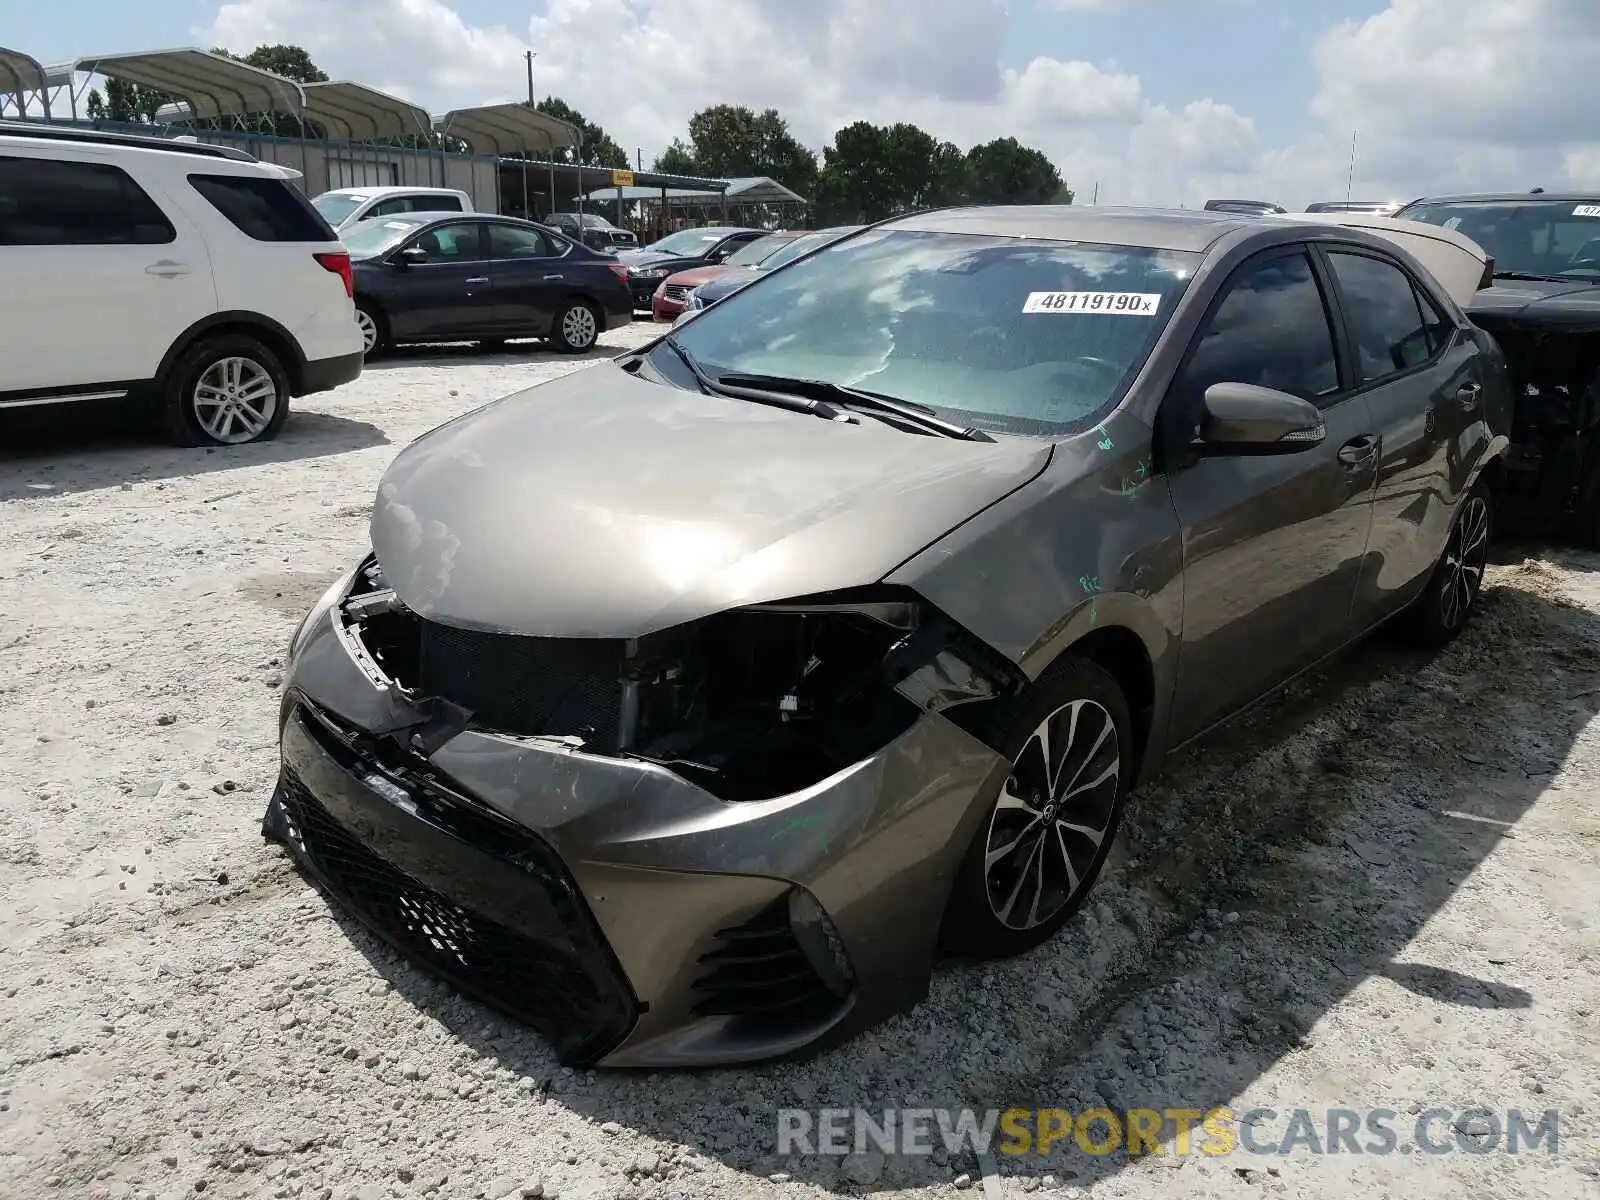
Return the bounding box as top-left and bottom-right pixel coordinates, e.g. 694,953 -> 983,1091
1161,246 -> 1381,742
1317,245 -> 1491,625
485,223 -> 568,335
385,220 -> 493,340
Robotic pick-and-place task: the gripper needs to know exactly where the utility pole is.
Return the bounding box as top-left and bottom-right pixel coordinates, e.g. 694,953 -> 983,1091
525,50 -> 536,105
636,147 -> 642,171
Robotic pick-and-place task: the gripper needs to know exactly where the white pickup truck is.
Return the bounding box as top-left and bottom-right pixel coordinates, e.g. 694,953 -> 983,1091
311,186 -> 475,234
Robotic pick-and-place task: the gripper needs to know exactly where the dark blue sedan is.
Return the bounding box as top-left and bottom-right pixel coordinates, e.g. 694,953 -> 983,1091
341,212 -> 633,357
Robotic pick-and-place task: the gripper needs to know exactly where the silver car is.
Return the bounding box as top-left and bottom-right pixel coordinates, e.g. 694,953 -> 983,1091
268,205 -> 1510,1068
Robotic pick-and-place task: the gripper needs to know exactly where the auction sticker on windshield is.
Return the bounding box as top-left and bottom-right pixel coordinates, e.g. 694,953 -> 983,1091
1023,291 -> 1161,315
1574,205 -> 1600,218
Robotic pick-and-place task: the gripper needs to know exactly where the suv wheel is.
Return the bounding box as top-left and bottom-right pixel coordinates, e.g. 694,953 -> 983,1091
159,334 -> 290,447
941,655 -> 1133,959
552,301 -> 600,353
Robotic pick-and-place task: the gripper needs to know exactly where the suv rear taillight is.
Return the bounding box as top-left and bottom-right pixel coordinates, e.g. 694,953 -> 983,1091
314,251 -> 354,298
606,263 -> 629,285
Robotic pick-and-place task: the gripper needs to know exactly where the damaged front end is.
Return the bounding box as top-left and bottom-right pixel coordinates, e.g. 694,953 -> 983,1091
265,556 -> 1019,1067
332,556 -> 1021,801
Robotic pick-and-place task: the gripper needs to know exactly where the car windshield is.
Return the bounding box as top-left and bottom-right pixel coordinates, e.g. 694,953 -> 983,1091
1400,199 -> 1600,278
757,230 -> 843,270
661,228 -> 1199,437
644,228 -> 729,255
724,234 -> 793,267
313,194 -> 366,225
341,216 -> 428,259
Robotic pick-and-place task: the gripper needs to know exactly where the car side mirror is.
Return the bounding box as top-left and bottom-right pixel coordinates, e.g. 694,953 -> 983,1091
1196,381 -> 1326,455
395,246 -> 430,266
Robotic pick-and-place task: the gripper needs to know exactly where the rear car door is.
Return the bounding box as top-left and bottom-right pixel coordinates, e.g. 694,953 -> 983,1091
1318,246 -> 1490,624
1162,246 -> 1381,742
386,220 -> 494,339
485,223 -> 567,334
0,151 -> 217,396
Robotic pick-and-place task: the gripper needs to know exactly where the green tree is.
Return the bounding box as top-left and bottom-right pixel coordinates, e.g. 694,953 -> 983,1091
234,43 -> 328,83
533,97 -> 628,169
814,121 -> 967,223
679,104 -> 817,198
85,76 -> 170,124
652,139 -> 698,176
965,137 -> 1069,205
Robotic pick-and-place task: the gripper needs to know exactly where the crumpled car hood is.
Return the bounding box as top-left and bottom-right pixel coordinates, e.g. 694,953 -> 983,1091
1468,278 -> 1600,330
371,364 -> 1052,637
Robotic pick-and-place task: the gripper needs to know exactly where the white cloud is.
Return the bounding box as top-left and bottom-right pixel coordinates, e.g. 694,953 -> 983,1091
199,0 -> 1600,211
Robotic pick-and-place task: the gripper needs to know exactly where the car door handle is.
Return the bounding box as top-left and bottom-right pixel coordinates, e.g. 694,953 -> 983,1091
1337,434 -> 1380,467
145,260 -> 191,277
464,276 -> 489,285
543,273 -> 564,281
1456,381 -> 1482,409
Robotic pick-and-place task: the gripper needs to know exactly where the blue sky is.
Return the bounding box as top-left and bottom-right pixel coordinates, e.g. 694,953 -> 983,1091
8,0 -> 1596,208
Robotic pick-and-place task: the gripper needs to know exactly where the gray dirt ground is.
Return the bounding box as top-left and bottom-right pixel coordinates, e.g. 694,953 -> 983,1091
1,324 -> 1597,1200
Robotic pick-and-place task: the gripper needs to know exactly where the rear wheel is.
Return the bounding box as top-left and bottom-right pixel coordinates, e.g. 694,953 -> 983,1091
552,300 -> 600,353
941,655 -> 1132,959
158,334 -> 290,447
1401,478 -> 1493,647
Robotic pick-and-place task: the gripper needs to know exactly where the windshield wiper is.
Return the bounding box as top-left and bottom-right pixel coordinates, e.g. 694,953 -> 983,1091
1493,270 -> 1571,282
660,338 -> 842,420
716,372 -> 995,442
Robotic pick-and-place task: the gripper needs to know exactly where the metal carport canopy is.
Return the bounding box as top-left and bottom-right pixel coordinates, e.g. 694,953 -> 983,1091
73,47 -> 304,122
437,102 -> 577,155
0,46 -> 51,115
300,80 -> 431,141
578,184 -> 724,203
724,176 -> 807,205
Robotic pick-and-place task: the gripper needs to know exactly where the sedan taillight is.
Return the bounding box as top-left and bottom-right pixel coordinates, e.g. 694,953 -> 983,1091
314,250 -> 354,298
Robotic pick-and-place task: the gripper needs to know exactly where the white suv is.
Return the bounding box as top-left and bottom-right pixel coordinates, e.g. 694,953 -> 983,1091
0,122 -> 363,446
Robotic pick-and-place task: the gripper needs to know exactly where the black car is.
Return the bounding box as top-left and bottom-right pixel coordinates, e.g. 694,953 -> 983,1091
614,226 -> 765,308
341,212 -> 633,357
542,211 -> 638,252
1396,192 -> 1600,545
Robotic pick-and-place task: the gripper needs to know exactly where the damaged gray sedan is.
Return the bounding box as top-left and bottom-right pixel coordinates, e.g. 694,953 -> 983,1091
267,206 -> 1509,1068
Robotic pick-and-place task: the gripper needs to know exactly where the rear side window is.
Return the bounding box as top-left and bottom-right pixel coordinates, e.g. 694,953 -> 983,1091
1326,251 -> 1436,382
431,194 -> 464,212
1178,250 -> 1341,413
187,173 -> 333,242
0,156 -> 174,246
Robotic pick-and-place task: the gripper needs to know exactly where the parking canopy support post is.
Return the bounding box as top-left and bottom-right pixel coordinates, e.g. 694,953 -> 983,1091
546,131 -> 555,219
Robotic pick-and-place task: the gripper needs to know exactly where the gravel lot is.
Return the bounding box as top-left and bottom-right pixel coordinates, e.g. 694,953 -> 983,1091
2,323 -> 1598,1200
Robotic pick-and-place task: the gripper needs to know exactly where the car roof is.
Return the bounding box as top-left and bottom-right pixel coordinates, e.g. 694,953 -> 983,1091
325,185 -> 465,199
1406,192 -> 1600,205
885,205 -> 1287,253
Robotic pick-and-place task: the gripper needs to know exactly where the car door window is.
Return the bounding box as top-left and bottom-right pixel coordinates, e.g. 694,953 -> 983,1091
488,224 -> 555,259
1173,250 -> 1341,431
430,195 -> 464,212
412,222 -> 485,262
1326,251 -> 1436,382
1413,280 -> 1456,357
0,156 -> 174,245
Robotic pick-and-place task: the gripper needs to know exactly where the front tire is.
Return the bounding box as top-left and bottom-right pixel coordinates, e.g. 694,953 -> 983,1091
941,655 -> 1133,959
552,300 -> 601,353
158,335 -> 290,447
1401,478 -> 1493,647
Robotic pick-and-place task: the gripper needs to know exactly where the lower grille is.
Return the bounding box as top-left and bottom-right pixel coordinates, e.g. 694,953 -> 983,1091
417,621 -> 625,749
267,760 -> 636,1064
690,897 -> 840,1020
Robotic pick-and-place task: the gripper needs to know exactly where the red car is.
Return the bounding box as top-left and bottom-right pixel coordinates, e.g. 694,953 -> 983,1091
651,230 -> 804,320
